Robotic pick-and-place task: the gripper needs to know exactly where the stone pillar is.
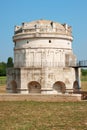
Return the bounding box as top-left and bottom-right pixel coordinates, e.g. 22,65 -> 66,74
75,68 -> 81,90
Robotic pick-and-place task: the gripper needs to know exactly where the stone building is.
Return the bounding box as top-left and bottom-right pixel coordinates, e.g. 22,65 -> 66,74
7,19 -> 80,94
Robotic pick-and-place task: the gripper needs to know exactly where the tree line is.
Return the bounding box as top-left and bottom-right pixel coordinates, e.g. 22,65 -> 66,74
0,57 -> 13,76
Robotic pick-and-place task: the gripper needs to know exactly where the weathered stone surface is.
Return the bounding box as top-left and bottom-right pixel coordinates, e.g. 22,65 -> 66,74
7,19 -> 80,94
0,94 -> 81,102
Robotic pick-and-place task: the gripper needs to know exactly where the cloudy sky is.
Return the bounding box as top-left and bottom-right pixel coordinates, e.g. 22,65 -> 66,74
0,0 -> 87,62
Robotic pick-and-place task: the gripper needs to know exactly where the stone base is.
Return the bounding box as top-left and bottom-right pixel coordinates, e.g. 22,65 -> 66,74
0,94 -> 82,101
41,88 -> 63,94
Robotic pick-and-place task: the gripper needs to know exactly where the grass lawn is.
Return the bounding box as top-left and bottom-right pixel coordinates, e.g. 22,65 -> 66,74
81,81 -> 87,91
0,101 -> 87,130
81,75 -> 87,81
0,76 -> 6,93
0,76 -> 6,85
0,77 -> 87,130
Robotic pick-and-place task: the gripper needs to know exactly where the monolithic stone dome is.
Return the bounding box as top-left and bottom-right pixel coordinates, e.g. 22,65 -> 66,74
13,19 -> 72,42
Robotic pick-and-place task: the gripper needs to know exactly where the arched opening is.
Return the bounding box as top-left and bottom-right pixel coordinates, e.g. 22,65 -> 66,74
73,80 -> 79,92
11,80 -> 17,93
53,81 -> 66,93
28,81 -> 41,93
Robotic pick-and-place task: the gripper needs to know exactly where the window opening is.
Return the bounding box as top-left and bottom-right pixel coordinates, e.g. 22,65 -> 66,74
49,40 -> 51,43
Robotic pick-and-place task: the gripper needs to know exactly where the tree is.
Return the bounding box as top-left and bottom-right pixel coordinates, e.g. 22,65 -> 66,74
7,57 -> 13,68
81,69 -> 87,76
0,62 -> 6,76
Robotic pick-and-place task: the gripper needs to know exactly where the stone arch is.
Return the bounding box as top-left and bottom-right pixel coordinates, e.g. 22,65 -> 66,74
11,80 -> 17,93
53,81 -> 66,93
73,80 -> 79,92
28,81 -> 41,93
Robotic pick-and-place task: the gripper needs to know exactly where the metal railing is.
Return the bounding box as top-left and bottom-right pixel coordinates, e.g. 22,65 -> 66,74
69,60 -> 87,67
79,60 -> 87,67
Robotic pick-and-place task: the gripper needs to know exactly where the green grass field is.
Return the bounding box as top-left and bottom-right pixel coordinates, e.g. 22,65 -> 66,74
81,75 -> 87,81
0,77 -> 87,130
0,76 -> 6,85
0,101 -> 87,130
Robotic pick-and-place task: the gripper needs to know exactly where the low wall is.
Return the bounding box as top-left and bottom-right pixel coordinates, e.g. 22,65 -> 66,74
0,94 -> 81,102
74,91 -> 87,100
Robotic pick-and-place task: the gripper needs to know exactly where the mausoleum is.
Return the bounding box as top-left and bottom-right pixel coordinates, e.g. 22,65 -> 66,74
7,19 -> 80,94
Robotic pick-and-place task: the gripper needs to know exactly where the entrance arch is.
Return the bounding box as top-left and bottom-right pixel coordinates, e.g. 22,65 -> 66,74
53,81 -> 66,93
28,81 -> 41,93
73,80 -> 79,92
11,80 -> 17,93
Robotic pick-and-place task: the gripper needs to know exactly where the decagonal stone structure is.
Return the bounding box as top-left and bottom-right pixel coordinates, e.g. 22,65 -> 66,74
7,19 -> 80,94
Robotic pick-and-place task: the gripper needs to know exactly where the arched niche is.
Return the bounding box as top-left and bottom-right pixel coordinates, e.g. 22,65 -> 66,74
11,80 -> 17,93
28,81 -> 41,93
53,81 -> 66,93
73,80 -> 79,92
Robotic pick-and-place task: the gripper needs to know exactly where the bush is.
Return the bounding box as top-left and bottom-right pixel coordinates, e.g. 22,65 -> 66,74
81,69 -> 87,76
0,62 -> 6,76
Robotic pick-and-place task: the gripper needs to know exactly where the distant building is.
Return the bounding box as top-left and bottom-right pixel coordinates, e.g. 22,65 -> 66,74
7,19 -> 80,94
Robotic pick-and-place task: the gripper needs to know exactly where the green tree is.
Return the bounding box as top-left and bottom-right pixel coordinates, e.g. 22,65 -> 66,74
0,62 -> 6,76
7,57 -> 13,68
81,69 -> 87,76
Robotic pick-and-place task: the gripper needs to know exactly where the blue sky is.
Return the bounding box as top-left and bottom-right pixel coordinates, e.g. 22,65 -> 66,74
0,0 -> 87,62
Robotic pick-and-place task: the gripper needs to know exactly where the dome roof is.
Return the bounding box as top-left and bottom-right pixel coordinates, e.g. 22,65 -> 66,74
14,19 -> 72,37
25,19 -> 65,30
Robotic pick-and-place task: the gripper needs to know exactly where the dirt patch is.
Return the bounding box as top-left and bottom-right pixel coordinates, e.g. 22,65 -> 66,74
0,85 -> 6,93
81,81 -> 87,91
